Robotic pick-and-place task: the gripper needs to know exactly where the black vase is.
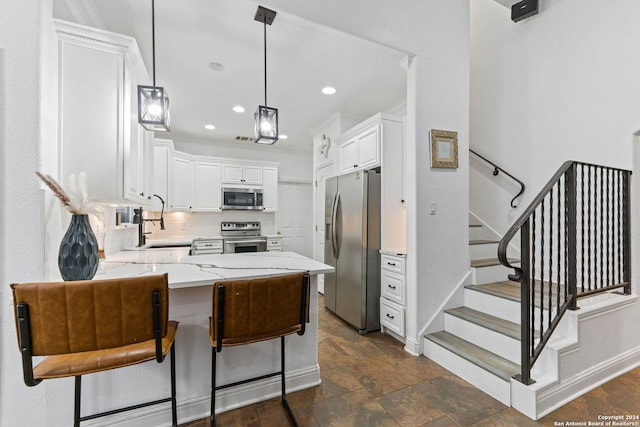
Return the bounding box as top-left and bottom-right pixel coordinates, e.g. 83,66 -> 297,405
58,214 -> 99,281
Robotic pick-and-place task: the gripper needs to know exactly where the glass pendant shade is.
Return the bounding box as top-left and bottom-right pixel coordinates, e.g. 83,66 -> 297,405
254,105 -> 278,144
138,85 -> 170,131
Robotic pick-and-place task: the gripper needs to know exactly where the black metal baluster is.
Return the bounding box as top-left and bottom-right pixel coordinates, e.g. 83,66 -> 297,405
580,164 -> 585,293
606,168 -> 611,288
616,170 -> 621,285
557,180 -> 561,315
540,200 -> 545,337
531,209 -> 536,355
587,166 -> 592,292
599,167 -> 604,290
565,173 -> 569,303
549,187 -> 553,328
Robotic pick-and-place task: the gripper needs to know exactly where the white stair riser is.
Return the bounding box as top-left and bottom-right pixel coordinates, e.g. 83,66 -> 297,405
464,288 -> 552,326
423,338 -> 511,405
469,243 -> 499,260
444,313 -> 520,363
472,264 -> 513,285
468,226 -> 485,241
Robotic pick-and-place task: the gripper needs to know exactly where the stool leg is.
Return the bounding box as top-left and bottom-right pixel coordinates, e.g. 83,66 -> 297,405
170,343 -> 177,426
280,337 -> 298,427
210,347 -> 216,426
74,376 -> 81,427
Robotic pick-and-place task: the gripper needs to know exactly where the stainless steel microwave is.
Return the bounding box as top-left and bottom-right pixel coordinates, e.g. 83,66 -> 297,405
222,187 -> 264,210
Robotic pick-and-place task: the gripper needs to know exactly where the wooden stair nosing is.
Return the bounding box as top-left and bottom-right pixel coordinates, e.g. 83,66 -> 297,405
470,257 -> 519,268
466,281 -> 564,309
425,331 -> 520,382
469,239 -> 500,245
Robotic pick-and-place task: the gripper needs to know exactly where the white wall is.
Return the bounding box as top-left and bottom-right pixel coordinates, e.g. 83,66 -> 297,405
259,0 -> 471,354
0,1 -> 73,426
470,0 -> 640,236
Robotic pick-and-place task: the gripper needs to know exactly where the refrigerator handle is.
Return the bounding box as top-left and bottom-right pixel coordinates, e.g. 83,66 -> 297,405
333,192 -> 341,259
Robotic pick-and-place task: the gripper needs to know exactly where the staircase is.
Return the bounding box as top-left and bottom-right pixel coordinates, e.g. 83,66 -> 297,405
424,219 -> 523,405
426,160 -> 639,419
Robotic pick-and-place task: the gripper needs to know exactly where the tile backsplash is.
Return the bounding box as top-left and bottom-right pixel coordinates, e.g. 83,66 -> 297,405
142,210 -> 277,240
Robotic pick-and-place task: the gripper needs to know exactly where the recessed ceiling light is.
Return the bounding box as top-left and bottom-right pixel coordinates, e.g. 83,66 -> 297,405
232,106 -> 245,113
204,124 -> 216,130
321,86 -> 336,95
208,62 -> 225,71
279,134 -> 288,139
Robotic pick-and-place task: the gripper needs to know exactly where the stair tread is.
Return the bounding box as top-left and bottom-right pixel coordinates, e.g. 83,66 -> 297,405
466,281 -> 563,308
466,281 -> 521,301
469,239 -> 500,245
445,306 -> 521,340
425,331 -> 520,381
470,257 -> 519,268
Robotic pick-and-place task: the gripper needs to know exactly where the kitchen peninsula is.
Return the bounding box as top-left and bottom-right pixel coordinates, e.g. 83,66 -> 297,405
96,250 -> 332,426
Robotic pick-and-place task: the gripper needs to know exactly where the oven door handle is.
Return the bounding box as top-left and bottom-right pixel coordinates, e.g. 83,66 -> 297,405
223,239 -> 267,244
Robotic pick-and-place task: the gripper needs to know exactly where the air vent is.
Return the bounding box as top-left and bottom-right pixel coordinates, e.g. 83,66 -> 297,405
235,136 -> 255,142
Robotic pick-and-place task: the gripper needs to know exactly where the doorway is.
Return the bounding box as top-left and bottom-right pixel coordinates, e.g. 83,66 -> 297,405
278,181 -> 313,257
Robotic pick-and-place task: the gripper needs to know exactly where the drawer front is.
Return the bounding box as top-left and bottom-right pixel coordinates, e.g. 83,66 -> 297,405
267,238 -> 282,248
381,271 -> 405,304
193,240 -> 223,250
380,298 -> 405,336
381,254 -> 405,274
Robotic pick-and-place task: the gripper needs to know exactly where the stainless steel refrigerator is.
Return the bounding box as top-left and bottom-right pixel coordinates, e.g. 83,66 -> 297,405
324,169 -> 380,334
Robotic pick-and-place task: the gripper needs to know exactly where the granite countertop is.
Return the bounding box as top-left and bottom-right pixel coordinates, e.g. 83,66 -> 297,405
98,250 -> 333,289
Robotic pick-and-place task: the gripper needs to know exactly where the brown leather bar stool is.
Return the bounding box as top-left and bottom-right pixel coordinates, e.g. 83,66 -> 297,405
209,272 -> 310,426
11,273 -> 179,427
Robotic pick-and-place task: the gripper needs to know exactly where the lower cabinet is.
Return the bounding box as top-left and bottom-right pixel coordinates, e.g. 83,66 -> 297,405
380,252 -> 407,338
266,237 -> 282,252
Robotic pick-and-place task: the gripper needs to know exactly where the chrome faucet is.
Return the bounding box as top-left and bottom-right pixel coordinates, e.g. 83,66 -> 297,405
133,195 -> 166,247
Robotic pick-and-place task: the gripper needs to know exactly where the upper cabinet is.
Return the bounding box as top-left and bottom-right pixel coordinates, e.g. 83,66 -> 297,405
170,153 -> 193,211
193,161 -> 222,211
262,167 -> 278,212
337,121 -> 380,175
55,20 -> 151,204
151,138 -> 172,211
222,164 -> 263,186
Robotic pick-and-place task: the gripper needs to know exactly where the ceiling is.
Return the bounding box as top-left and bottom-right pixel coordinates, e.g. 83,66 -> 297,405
53,0 -> 408,153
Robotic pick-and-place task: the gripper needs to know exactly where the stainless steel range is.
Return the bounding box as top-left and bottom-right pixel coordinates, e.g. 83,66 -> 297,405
221,222 -> 267,254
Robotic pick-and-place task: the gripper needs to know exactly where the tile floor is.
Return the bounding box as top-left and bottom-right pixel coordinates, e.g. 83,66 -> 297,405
182,294 -> 640,426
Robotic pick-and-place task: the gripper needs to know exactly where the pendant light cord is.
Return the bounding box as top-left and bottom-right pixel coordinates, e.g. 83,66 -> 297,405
152,0 -> 156,87
263,21 -> 267,107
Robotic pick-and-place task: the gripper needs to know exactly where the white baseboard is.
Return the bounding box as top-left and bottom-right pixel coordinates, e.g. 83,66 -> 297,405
83,365 -> 321,427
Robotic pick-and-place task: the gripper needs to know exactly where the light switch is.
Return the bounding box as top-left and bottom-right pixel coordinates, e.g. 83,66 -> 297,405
430,201 -> 436,215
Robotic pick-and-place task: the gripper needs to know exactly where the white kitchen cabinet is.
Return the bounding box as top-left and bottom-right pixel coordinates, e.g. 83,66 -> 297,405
222,164 -> 262,185
170,154 -> 193,211
193,161 -> 222,211
337,123 -> 380,175
266,237 -> 282,252
55,20 -> 151,204
151,139 -> 173,211
335,113 -> 405,252
262,166 -> 278,212
380,252 -> 407,338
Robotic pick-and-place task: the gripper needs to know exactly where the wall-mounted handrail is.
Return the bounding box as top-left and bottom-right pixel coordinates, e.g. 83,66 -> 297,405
470,149 -> 525,208
498,160 -> 632,385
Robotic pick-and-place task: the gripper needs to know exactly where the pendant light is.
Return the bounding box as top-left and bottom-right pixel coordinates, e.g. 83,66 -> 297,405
254,6 -> 278,145
138,0 -> 170,131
